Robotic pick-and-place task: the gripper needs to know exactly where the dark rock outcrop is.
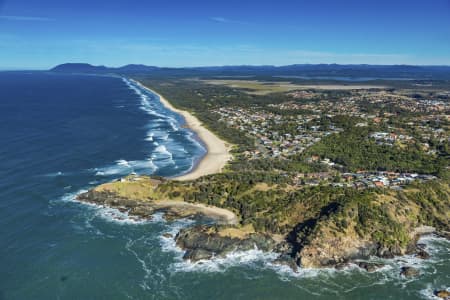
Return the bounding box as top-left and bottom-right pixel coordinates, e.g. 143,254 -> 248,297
334,262 -> 350,270
175,225 -> 276,262
183,249 -> 213,261
437,231 -> 450,240
77,180 -> 449,270
400,266 -> 420,278
415,249 -> 430,259
357,262 -> 385,272
377,245 -> 403,259
434,290 -> 450,299
77,190 -> 155,219
273,255 -> 298,273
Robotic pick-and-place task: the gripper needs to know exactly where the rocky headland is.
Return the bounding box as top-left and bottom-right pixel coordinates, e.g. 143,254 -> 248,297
77,175 -> 449,274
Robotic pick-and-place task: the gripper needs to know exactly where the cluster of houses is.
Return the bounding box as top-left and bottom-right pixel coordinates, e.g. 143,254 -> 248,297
415,99 -> 448,113
291,170 -> 436,189
268,90 -> 448,157
273,89 -> 449,122
351,90 -> 450,114
213,107 -> 340,159
416,117 -> 449,140
369,131 -> 414,146
286,90 -> 317,99
268,99 -> 361,117
338,171 -> 437,189
213,88 -> 446,190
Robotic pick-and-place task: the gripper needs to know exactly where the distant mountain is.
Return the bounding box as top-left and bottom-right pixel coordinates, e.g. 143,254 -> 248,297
116,64 -> 160,72
50,63 -> 167,74
50,63 -> 111,73
50,63 -> 450,79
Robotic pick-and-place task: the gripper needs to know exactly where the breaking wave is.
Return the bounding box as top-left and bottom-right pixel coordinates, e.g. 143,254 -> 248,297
93,158 -> 158,176
58,188 -> 151,225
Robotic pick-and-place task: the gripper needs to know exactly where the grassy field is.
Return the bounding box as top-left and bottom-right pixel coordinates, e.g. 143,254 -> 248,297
201,79 -> 386,94
93,176 -> 161,201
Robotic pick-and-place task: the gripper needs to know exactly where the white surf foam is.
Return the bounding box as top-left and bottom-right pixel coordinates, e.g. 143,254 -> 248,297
123,78 -> 169,120
59,188 -> 150,225
43,171 -> 65,177
159,218 -> 195,254
94,205 -> 149,225
372,235 -> 447,272
116,159 -> 131,167
148,110 -> 167,119
120,77 -> 208,177
158,218 -> 286,274
268,234 -> 450,283
152,145 -> 174,162
149,212 -> 167,224
152,132 -> 169,141
163,232 -> 450,281
59,188 -> 89,203
168,119 -> 179,132
174,248 -> 280,274
145,132 -> 154,141
420,285 -> 449,300
93,158 -> 158,176
185,131 -> 206,152
125,237 -> 152,290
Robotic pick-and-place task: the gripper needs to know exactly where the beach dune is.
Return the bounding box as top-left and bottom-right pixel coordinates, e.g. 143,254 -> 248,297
135,80 -> 232,181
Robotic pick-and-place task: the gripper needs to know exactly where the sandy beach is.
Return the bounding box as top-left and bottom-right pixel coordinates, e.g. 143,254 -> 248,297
134,80 -> 232,181
153,200 -> 238,225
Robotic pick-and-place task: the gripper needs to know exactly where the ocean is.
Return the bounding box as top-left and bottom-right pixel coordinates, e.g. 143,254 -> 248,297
0,72 -> 448,299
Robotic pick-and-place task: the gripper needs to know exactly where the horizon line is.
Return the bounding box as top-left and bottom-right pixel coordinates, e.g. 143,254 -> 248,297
2,62 -> 450,71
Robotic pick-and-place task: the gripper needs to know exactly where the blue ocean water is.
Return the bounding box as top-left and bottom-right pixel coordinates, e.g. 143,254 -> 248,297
0,72 -> 448,300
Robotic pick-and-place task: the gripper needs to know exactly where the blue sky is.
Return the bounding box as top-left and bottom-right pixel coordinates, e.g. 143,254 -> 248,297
0,0 -> 449,69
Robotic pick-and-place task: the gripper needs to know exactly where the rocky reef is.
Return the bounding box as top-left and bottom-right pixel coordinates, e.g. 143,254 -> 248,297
434,290 -> 450,299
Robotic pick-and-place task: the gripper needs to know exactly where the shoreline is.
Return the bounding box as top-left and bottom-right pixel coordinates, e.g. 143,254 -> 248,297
153,200 -> 238,225
133,79 -> 232,181
77,189 -> 238,225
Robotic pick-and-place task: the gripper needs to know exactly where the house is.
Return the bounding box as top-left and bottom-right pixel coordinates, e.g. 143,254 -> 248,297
373,181 -> 384,187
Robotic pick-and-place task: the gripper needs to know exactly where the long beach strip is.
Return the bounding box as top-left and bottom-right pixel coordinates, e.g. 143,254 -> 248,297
134,80 -> 232,181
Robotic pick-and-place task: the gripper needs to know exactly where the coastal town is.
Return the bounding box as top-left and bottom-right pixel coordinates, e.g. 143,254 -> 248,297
74,74 -> 449,297
212,87 -> 448,189
213,106 -> 341,159
4,0 -> 450,299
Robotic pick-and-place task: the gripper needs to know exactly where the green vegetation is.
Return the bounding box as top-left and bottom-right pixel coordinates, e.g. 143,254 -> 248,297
136,78 -> 256,151
137,77 -> 448,175
99,174 -> 449,253
307,126 -> 445,174
122,76 -> 450,264
200,79 -> 314,95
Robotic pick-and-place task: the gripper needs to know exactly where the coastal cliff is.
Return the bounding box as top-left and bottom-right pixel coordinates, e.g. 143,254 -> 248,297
290,180 -> 449,268
78,176 -> 449,270
175,225 -> 277,261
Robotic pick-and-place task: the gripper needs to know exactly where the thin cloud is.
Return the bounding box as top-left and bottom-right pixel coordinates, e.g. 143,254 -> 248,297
210,17 -> 228,23
0,15 -> 52,21
210,17 -> 249,25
